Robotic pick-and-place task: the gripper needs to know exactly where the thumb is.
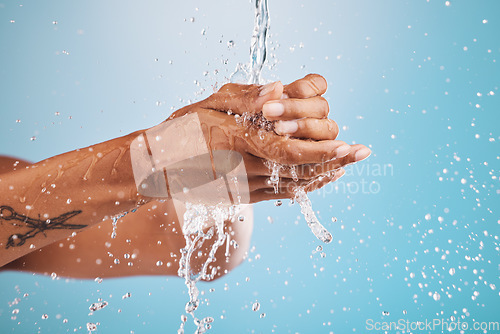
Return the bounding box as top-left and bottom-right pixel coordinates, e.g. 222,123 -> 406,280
201,81 -> 283,115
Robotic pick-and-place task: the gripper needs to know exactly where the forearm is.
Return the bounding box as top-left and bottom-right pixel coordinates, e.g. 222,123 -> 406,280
3,200 -> 254,280
0,130 -> 148,266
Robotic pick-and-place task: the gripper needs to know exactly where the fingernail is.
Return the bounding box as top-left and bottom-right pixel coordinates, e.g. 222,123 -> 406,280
259,82 -> 277,96
263,102 -> 285,118
334,144 -> 351,158
275,120 -> 298,135
355,147 -> 371,161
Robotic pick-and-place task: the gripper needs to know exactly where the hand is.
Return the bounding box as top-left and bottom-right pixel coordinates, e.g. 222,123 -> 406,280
163,74 -> 370,203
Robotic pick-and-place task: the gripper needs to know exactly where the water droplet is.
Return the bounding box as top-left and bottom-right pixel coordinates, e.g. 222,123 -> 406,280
51,272 -> 57,280
30,136 -> 36,141
89,301 -> 107,312
185,300 -> 199,313
41,314 -> 48,319
274,200 -> 282,206
86,322 -> 97,332
433,292 -> 441,301
260,313 -> 266,318
94,277 -> 103,283
156,260 -> 163,266
449,268 -> 455,276
122,292 -> 131,299
252,302 -> 260,311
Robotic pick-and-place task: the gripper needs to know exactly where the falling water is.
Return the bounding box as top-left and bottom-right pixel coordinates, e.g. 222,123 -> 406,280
248,0 -> 270,85
245,0 -> 335,244
294,187 -> 333,243
177,203 -> 237,333
178,0 -> 333,332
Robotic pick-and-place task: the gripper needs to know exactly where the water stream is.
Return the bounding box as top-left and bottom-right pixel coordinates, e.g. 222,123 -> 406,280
245,0 -> 334,244
177,0 -> 334,332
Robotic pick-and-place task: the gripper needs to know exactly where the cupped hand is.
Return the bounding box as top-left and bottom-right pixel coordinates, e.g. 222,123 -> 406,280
167,74 -> 371,203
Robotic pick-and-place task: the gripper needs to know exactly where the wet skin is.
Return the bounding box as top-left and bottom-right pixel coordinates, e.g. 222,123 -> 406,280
0,74 -> 370,278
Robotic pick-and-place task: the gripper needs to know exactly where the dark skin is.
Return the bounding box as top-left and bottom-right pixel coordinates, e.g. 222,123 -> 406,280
0,74 -> 370,279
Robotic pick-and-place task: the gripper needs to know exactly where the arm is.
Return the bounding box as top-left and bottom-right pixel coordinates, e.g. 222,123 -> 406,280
3,199 -> 253,279
1,74 -> 371,275
0,131 -> 147,267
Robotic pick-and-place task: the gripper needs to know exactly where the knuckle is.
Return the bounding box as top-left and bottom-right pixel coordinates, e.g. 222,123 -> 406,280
326,120 -> 339,139
319,97 -> 329,117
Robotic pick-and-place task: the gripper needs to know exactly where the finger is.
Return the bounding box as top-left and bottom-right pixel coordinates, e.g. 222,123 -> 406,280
262,96 -> 329,121
274,118 -> 339,140
283,74 -> 327,99
248,170 -> 340,192
200,81 -> 283,115
303,168 -> 345,193
249,168 -> 345,203
244,144 -> 370,178
291,144 -> 370,179
242,125 -> 351,164
250,137 -> 351,164
248,175 -> 315,192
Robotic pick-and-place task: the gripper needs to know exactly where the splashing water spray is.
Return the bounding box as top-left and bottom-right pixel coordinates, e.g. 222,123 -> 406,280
177,203 -> 237,334
175,0 -> 334,332
234,0 -> 334,244
116,1 -> 336,332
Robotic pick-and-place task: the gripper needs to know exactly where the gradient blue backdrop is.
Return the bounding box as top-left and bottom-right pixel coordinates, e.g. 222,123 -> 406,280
1,0 -> 499,333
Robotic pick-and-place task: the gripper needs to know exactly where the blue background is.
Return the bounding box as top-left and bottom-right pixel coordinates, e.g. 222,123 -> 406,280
1,0 -> 499,333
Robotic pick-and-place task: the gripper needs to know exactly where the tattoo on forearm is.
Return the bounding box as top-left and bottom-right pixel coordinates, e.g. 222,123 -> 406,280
0,206 -> 85,248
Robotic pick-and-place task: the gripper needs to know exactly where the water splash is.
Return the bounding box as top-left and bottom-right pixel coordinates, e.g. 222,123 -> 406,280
178,203 -> 237,334
293,188 -> 333,244
177,1 -> 333,332
242,0 -> 335,244
265,160 -> 282,193
110,211 -> 129,239
89,301 -> 108,312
